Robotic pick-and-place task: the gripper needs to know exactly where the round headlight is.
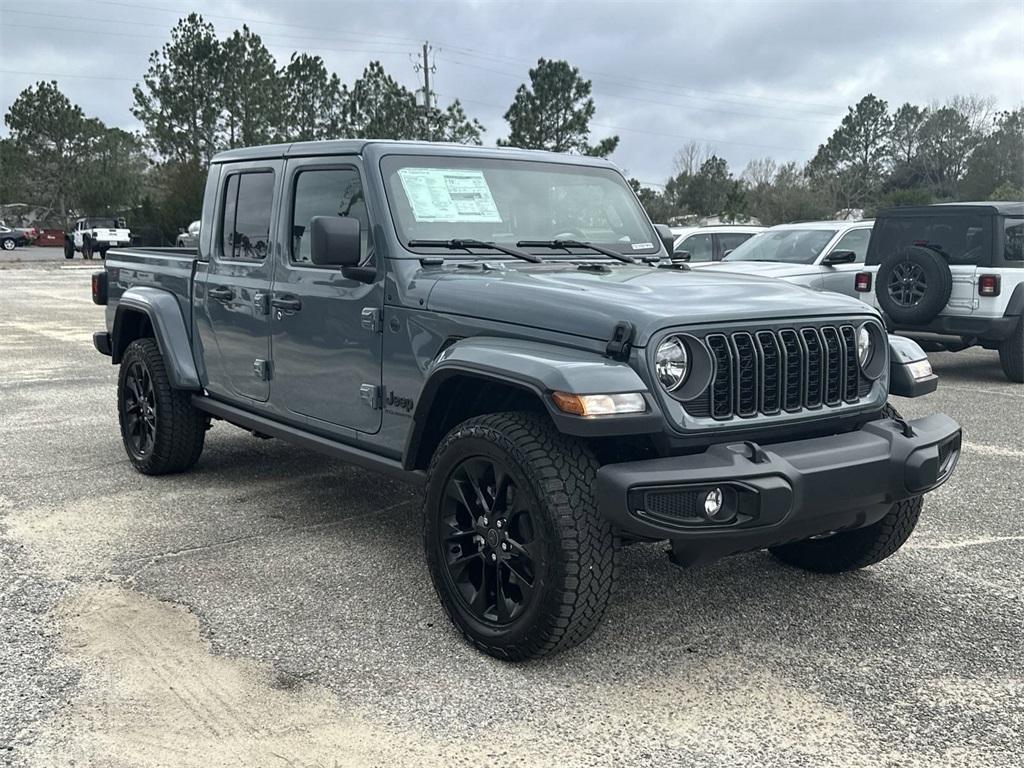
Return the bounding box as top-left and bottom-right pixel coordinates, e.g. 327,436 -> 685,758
655,336 -> 689,391
857,325 -> 873,367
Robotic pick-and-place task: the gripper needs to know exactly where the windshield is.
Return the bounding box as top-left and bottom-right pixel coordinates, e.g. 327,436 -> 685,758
381,155 -> 659,257
722,228 -> 837,265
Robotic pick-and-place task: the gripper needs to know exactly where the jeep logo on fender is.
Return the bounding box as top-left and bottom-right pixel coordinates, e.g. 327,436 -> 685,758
385,390 -> 414,413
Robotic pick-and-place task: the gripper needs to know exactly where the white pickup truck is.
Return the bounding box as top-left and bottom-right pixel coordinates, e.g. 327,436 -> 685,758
64,217 -> 131,260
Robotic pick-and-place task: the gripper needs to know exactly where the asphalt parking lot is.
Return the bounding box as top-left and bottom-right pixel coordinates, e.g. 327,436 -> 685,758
1,259 -> 1022,767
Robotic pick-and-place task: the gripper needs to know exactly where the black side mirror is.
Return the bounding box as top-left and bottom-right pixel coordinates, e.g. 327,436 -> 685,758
310,215 -> 362,268
653,224 -> 675,256
823,249 -> 857,266
672,250 -> 691,263
722,249 -> 734,259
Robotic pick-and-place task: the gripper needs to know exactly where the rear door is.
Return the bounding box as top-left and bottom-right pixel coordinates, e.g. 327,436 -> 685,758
268,157 -> 384,434
714,231 -> 754,260
194,160 -> 280,403
819,226 -> 871,296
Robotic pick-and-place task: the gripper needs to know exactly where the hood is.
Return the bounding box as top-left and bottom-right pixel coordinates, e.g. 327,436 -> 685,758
694,261 -> 819,280
423,263 -> 874,346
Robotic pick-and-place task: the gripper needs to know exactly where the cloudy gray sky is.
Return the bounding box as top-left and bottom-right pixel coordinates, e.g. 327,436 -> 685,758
1,0 -> 1022,184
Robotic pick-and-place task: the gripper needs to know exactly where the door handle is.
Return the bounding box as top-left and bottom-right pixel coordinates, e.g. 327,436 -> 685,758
271,296 -> 302,312
208,286 -> 234,301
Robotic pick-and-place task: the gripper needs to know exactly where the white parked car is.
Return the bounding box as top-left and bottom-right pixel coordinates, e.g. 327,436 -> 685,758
64,217 -> 131,260
176,220 -> 201,248
695,220 -> 874,296
668,225 -> 764,263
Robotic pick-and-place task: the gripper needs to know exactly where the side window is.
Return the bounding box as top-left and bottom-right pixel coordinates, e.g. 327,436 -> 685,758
679,233 -> 713,262
220,171 -> 274,260
290,167 -> 369,265
1005,218 -> 1024,261
833,228 -> 871,263
717,232 -> 753,254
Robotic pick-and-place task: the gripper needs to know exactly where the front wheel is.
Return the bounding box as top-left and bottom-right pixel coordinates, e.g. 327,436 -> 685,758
1,238 -> 15,251
423,412 -> 617,661
118,338 -> 206,475
769,403 -> 922,573
82,239 -> 93,260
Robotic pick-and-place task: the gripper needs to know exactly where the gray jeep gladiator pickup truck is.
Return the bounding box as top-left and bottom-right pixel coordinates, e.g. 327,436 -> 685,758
92,140 -> 961,660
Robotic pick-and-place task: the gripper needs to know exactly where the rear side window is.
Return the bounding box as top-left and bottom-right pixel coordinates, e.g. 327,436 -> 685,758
1005,218 -> 1024,261
832,228 -> 871,263
290,168 -> 370,265
717,232 -> 753,254
220,171 -> 274,260
677,233 -> 713,261
869,214 -> 991,266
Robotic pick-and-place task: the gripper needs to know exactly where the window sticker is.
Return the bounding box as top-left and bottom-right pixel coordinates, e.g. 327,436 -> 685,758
397,168 -> 502,223
631,242 -> 654,250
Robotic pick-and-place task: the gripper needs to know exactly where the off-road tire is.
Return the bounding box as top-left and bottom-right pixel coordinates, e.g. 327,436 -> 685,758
876,245 -> 953,325
998,318 -> 1024,383
118,338 -> 205,475
82,237 -> 93,260
769,403 -> 922,573
99,248 -> 108,260
64,238 -> 75,259
423,411 -> 618,661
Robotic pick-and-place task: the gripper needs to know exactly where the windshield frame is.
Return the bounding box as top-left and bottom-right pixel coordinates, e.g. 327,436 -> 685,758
721,227 -> 840,266
379,153 -> 661,260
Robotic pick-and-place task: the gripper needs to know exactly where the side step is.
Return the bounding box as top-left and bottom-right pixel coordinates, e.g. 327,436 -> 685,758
191,396 -> 424,486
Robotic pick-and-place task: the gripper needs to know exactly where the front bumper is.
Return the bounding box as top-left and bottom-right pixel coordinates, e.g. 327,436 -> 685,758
596,414 -> 961,566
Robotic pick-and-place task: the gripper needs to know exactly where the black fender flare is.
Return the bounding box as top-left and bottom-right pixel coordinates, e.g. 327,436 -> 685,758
112,287 -> 200,390
1004,281 -> 1024,318
403,336 -> 661,470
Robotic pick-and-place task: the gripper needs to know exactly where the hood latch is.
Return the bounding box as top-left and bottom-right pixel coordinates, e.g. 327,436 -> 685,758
606,321 -> 635,362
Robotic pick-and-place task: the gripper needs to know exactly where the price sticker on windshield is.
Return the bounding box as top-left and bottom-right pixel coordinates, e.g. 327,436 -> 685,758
397,168 -> 502,223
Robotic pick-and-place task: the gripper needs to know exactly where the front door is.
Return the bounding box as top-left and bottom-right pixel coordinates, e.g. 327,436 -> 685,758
194,161 -> 280,403
819,227 -> 871,296
268,158 -> 384,434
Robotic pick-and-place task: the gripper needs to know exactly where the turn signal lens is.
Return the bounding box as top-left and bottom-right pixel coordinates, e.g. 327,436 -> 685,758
907,359 -> 933,380
854,272 -> 872,292
551,391 -> 646,417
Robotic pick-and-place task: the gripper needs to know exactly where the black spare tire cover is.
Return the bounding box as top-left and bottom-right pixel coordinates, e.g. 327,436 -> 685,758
875,245 -> 953,325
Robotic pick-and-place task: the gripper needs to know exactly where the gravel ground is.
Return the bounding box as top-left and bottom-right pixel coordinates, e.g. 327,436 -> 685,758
1,264 -> 1021,767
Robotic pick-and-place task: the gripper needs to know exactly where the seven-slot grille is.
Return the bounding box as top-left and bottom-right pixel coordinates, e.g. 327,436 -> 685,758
685,324 -> 871,420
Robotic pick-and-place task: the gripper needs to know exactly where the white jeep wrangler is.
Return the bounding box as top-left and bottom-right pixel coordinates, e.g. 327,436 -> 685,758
856,202 -> 1024,382
64,217 -> 131,260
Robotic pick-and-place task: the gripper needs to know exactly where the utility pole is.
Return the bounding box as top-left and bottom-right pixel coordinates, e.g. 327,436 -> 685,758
412,41 -> 436,140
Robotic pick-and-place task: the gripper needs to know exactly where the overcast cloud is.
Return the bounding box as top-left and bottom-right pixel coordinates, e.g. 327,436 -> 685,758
1,0 -> 1022,184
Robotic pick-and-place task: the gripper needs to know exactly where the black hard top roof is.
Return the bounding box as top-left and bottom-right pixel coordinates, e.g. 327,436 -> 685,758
211,139 -> 618,170
877,201 -> 1024,217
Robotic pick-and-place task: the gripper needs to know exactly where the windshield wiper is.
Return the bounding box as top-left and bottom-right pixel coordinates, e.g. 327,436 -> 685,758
408,238 -> 543,264
517,239 -> 637,264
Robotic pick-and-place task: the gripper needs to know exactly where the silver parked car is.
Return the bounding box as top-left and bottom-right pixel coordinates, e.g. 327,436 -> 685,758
669,224 -> 764,263
176,220 -> 201,248
695,220 -> 873,296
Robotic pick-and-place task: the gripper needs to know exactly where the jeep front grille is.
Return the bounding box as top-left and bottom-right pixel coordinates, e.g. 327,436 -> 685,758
685,323 -> 874,421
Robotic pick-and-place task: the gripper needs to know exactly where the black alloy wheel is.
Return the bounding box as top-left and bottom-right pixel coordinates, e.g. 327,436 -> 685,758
122,359 -> 157,459
440,456 -> 541,625
887,260 -> 927,307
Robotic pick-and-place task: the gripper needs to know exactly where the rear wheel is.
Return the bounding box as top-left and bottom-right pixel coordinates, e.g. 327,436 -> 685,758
768,403 -> 923,573
998,319 -> 1024,383
1,237 -> 15,251
82,238 -> 93,260
423,411 -> 617,660
64,239 -> 75,259
118,338 -> 205,475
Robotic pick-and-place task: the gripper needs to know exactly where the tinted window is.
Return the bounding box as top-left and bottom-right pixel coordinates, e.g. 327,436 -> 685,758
221,172 -> 274,260
869,214 -> 991,266
1005,218 -> 1024,261
717,232 -> 754,254
291,168 -> 370,265
832,228 -> 871,263
678,233 -> 713,262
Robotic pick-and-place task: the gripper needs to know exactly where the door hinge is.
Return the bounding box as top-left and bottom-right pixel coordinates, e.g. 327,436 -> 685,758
360,383 -> 381,410
254,292 -> 270,315
361,307 -> 382,333
253,359 -> 271,381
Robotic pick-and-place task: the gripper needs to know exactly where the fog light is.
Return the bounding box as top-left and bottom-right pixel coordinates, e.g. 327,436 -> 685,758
703,488 -> 726,520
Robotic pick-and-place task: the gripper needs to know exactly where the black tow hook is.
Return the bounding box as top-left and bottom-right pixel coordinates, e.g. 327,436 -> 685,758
891,416 -> 916,438
737,441 -> 770,464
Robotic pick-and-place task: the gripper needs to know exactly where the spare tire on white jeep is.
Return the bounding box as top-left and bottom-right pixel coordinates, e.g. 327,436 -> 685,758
875,245 -> 953,325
